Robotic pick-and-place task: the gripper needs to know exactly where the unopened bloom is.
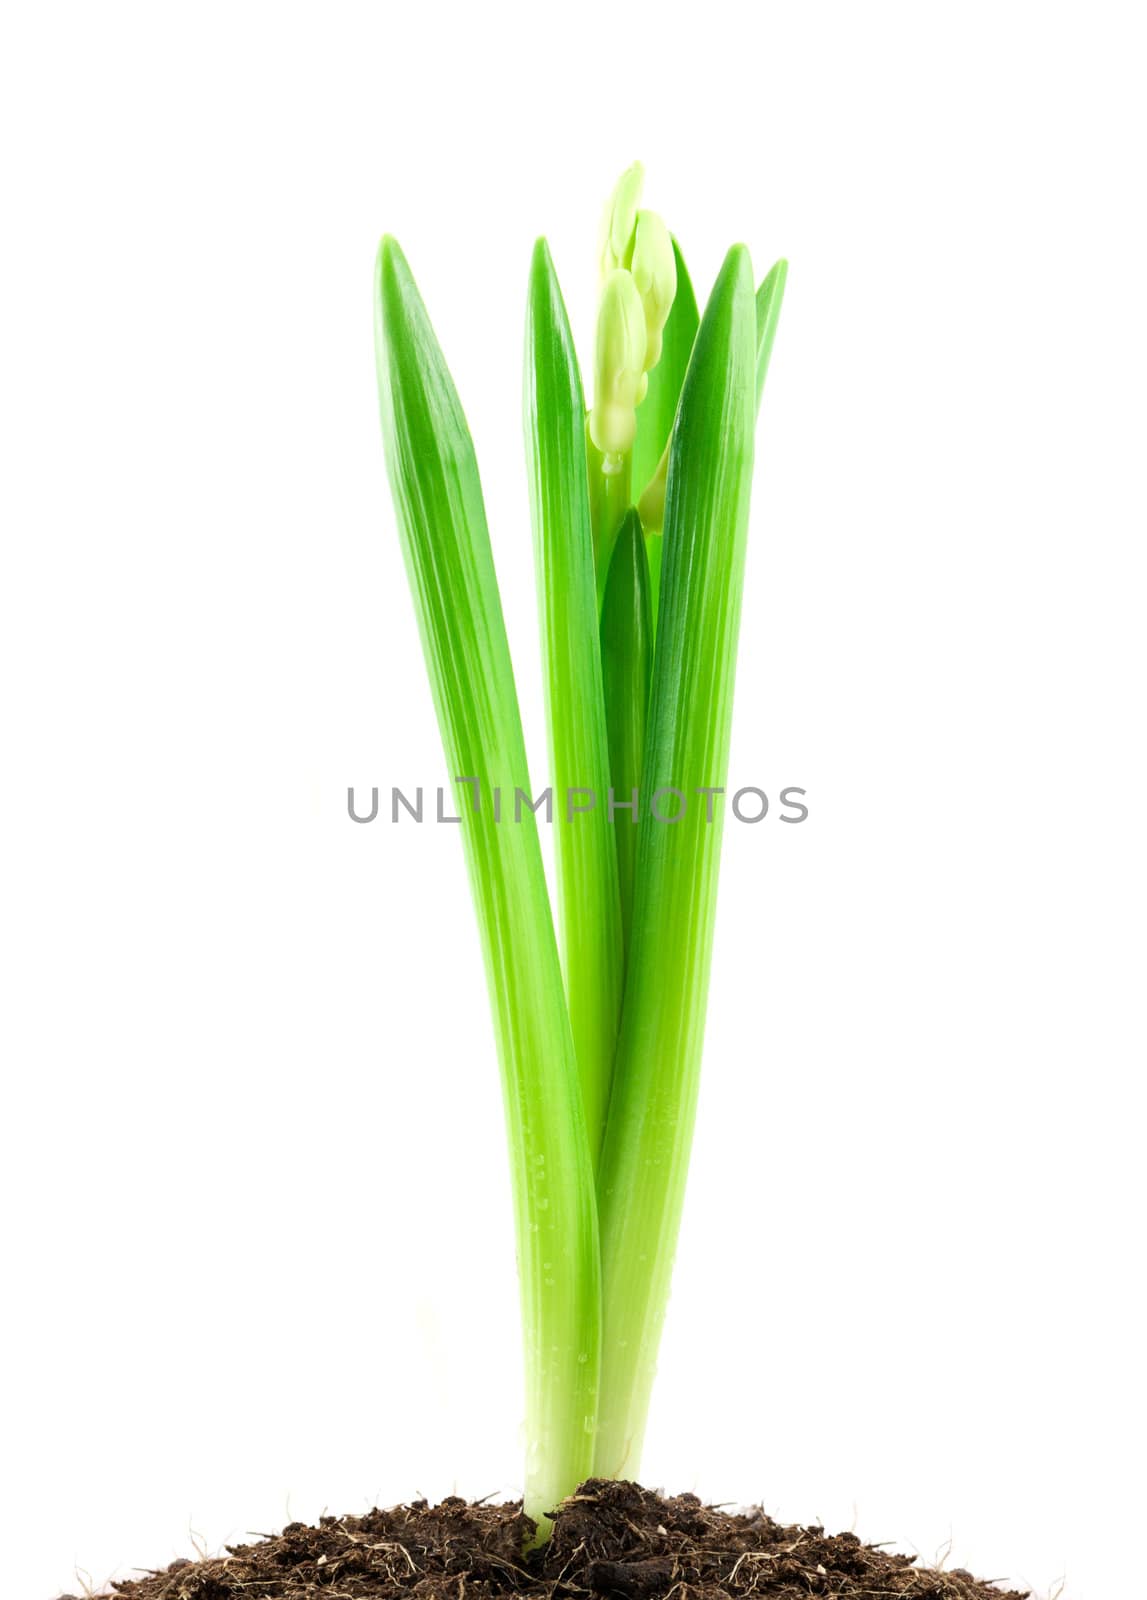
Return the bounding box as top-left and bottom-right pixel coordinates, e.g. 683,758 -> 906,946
591,165 -> 678,474
589,268 -> 647,473
599,161 -> 644,277
630,210 -> 676,372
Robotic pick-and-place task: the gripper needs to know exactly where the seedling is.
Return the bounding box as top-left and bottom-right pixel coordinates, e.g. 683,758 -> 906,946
373,164 -> 786,1538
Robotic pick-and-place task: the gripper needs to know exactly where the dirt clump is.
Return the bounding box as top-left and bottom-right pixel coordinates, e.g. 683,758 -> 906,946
89,1478 -> 1026,1600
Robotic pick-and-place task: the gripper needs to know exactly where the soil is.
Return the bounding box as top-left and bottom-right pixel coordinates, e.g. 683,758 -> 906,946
71,1478 -> 1028,1600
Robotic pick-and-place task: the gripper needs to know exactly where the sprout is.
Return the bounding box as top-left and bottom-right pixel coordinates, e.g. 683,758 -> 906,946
373,167 -> 787,1538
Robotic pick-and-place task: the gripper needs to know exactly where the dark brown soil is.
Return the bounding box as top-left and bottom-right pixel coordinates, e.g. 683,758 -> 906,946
77,1479 -> 1026,1600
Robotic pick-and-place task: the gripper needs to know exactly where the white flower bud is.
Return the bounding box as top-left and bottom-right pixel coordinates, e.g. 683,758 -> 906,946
599,162 -> 644,278
630,209 -> 677,372
589,268 -> 648,472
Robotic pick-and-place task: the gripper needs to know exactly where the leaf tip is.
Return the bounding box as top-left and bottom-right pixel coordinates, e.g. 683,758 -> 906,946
721,241 -> 755,293
376,232 -> 405,281
375,234 -> 416,327
529,235 -> 559,308
759,257 -> 789,301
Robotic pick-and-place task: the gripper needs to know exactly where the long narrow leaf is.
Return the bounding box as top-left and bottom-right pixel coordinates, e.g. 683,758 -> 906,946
599,508 -> 652,958
524,238 -> 624,1166
594,244 -> 758,1479
755,258 -> 788,411
374,237 -> 600,1531
645,528 -> 664,632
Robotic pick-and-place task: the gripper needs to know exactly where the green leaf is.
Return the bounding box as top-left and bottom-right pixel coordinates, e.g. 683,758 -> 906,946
755,257 -> 788,411
594,244 -> 758,1479
631,237 -> 700,497
645,528 -> 664,630
524,238 -> 624,1167
374,236 -> 600,1534
599,508 -> 652,959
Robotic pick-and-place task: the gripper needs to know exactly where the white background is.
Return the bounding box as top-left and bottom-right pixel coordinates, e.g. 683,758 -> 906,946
2,5 -> 1144,1598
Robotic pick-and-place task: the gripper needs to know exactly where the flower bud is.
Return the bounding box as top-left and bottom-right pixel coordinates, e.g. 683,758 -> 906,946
589,268 -> 647,472
630,209 -> 677,372
599,162 -> 644,278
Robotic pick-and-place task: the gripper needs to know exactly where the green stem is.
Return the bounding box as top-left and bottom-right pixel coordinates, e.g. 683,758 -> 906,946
589,440 -> 633,608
